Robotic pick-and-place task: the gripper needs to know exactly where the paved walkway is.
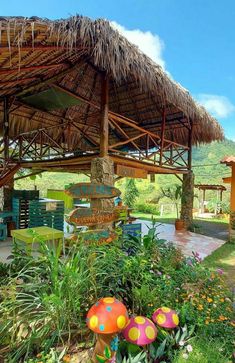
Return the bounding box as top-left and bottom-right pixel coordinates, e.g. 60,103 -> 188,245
138,219 -> 225,259
0,221 -> 226,263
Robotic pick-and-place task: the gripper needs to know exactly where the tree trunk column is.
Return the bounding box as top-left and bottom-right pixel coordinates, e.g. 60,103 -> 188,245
180,171 -> 194,229
0,179 -> 14,211
90,157 -> 115,229
230,164 -> 235,242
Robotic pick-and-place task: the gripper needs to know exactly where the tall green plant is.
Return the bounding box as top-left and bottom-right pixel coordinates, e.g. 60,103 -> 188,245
123,179 -> 139,208
160,185 -> 182,219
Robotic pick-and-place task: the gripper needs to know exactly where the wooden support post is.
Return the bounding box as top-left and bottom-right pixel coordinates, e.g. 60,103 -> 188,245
180,171 -> 195,229
3,97 -> 9,163
230,164 -> 235,242
188,118 -> 193,170
100,74 -> 109,157
202,189 -> 206,214
159,108 -> 166,166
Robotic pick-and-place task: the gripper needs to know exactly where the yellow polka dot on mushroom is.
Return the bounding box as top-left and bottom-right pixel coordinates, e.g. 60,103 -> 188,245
103,297 -> 115,304
145,326 -> 156,340
157,314 -> 166,325
162,307 -> 171,313
134,316 -> 146,324
117,315 -> 126,329
89,315 -> 98,329
172,314 -> 179,325
128,327 -> 141,341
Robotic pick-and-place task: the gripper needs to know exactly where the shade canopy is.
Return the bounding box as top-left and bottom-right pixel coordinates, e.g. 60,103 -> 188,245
0,15 -> 223,153
195,184 -> 226,191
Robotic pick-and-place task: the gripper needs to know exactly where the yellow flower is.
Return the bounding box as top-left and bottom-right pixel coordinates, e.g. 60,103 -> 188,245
201,295 -> 206,299
219,315 -> 227,321
197,304 -> 203,311
207,298 -> 213,303
220,298 -> 225,302
63,355 -> 71,362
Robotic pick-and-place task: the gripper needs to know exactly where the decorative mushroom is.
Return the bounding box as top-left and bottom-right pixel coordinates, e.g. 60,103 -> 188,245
122,316 -> 157,346
87,297 -> 129,362
152,307 -> 179,329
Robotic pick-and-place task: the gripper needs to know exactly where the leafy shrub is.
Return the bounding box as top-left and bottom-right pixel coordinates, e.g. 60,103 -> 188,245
135,202 -> 160,215
0,227 -> 234,362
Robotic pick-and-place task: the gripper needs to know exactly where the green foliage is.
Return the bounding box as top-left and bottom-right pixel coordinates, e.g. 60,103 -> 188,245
135,202 -> 159,215
0,226 -> 234,362
24,348 -> 67,363
172,337 -> 230,363
123,179 -> 139,208
160,184 -> 182,219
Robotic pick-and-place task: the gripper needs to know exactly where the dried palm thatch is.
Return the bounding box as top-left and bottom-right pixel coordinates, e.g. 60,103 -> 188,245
0,15 -> 223,152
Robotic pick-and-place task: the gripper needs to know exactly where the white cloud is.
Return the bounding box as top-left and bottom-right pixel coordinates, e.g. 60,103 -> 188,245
196,94 -> 235,118
111,21 -> 166,69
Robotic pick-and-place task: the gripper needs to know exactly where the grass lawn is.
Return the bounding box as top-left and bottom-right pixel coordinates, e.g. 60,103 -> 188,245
203,242 -> 235,288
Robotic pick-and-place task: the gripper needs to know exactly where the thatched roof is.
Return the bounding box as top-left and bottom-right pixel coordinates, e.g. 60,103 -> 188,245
195,184 -> 226,191
221,156 -> 235,166
0,15 -> 224,152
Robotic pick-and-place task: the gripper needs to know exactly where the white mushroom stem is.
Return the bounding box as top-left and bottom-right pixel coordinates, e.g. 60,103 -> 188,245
92,333 -> 117,362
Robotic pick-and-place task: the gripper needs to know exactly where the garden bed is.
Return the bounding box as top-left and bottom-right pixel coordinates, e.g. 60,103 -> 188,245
0,225 -> 234,362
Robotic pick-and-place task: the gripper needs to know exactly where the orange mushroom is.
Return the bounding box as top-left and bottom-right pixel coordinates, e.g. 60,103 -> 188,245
87,297 -> 129,362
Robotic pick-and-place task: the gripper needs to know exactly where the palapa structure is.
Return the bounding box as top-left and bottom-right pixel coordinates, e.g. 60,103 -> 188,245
0,16 -> 224,222
195,184 -> 226,214
221,156 -> 235,241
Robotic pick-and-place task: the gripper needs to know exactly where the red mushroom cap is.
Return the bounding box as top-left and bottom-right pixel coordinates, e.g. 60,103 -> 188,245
86,297 -> 129,334
152,307 -> 179,329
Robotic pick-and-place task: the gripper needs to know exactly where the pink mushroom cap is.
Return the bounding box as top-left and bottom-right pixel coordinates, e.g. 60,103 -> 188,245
122,316 -> 157,346
152,307 -> 179,329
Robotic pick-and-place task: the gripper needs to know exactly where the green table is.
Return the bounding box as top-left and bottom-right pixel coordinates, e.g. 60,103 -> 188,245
11,226 -> 64,256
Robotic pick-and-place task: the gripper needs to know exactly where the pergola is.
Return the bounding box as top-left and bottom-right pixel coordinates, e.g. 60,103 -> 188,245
0,16 -> 224,223
221,156 -> 235,241
195,184 -> 226,214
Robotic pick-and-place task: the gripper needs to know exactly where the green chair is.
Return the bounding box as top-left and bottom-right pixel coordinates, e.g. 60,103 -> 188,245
0,223 -> 7,241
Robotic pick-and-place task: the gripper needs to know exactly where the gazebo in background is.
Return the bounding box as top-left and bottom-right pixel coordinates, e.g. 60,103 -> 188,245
221,156 -> 235,241
0,16 -> 224,229
195,184 -> 226,215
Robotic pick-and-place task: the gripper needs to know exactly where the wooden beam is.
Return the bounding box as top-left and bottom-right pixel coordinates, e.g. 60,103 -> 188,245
13,60 -> 86,97
0,164 -> 20,187
52,83 -> 100,110
0,63 -> 67,76
14,170 -> 44,180
3,97 -> 9,162
188,118 -> 193,170
109,132 -> 146,149
111,155 -> 188,175
223,176 -> 231,184
0,46 -> 75,52
100,74 -> 109,157
159,107 -> 166,166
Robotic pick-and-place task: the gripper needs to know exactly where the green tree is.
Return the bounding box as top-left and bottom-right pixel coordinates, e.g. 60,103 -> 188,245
123,178 -> 139,208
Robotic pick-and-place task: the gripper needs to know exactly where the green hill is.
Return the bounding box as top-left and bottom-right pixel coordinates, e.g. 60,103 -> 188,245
192,139 -> 235,184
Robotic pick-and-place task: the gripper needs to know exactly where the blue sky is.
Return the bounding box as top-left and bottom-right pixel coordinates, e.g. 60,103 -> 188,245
2,0 -> 235,140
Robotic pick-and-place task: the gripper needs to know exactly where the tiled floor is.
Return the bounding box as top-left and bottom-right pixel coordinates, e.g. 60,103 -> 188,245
138,220 -> 226,259
0,220 -> 226,263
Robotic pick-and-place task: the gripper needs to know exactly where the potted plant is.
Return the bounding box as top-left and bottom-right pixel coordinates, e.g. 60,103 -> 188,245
160,185 -> 185,230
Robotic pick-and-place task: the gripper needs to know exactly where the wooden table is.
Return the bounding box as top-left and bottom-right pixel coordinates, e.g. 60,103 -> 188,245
11,226 -> 64,256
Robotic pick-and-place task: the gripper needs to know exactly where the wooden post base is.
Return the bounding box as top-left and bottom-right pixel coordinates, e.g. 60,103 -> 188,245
92,333 -> 116,362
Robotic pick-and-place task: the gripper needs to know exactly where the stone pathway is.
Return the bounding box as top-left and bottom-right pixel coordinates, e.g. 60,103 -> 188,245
0,220 -> 226,263
138,219 -> 226,259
